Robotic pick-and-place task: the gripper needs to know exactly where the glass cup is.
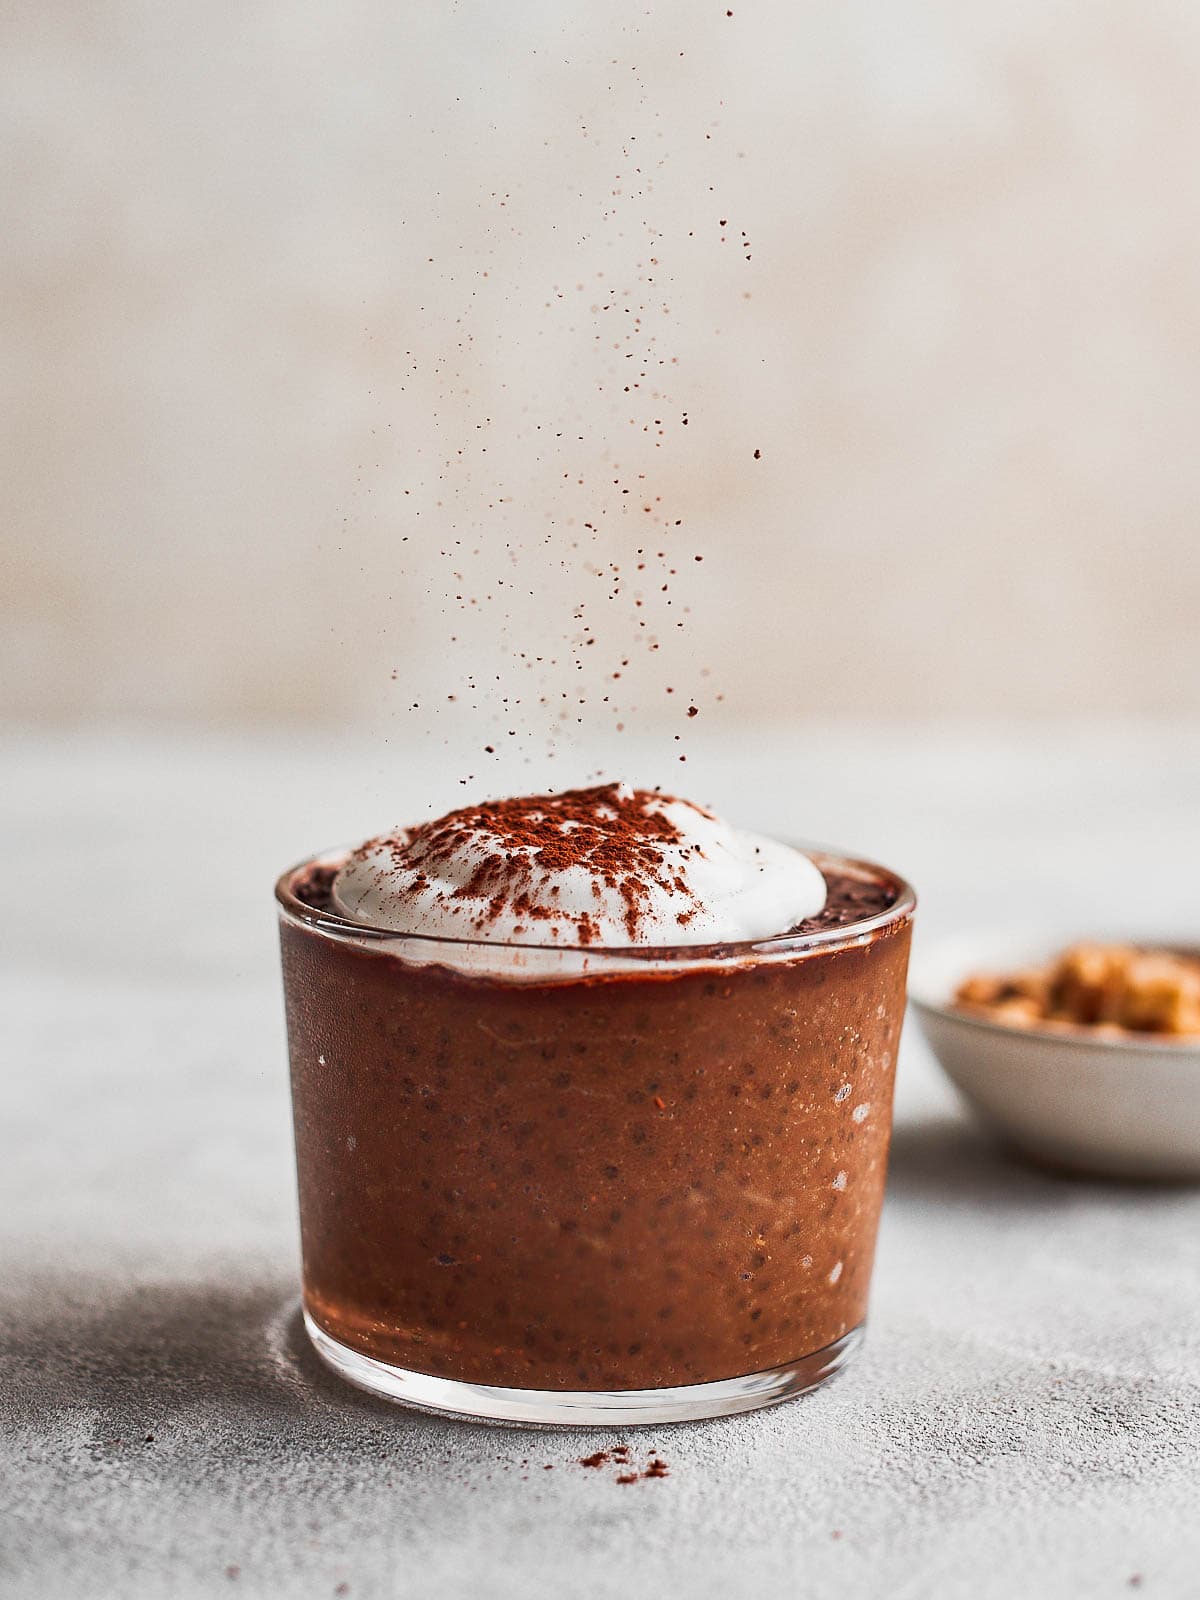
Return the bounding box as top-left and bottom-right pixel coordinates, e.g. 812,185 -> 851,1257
276,847 -> 915,1425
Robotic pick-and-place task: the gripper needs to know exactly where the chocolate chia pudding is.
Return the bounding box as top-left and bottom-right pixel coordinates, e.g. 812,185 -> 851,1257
276,785 -> 914,1423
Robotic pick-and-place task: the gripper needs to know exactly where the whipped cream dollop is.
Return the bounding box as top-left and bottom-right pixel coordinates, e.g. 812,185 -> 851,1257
331,784 -> 826,947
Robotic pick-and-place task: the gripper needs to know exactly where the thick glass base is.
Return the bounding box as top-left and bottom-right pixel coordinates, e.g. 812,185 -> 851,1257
303,1310 -> 862,1426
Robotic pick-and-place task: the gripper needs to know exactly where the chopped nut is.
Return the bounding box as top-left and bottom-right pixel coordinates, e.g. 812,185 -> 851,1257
989,998 -> 1045,1028
954,973 -> 1007,1008
1049,944 -> 1137,1026
1007,967 -> 1052,1006
952,943 -> 1200,1039
1119,954 -> 1200,1034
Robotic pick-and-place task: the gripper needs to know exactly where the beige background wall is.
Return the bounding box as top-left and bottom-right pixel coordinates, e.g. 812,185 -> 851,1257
4,0 -> 1199,740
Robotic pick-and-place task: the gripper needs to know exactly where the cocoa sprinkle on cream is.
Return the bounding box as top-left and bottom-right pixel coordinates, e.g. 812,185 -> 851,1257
371,784 -> 709,944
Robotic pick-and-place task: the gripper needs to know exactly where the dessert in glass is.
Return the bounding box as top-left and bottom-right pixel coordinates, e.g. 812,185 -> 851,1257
276,785 -> 915,1424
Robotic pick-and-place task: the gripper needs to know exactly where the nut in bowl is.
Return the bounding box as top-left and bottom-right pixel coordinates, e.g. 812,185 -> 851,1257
909,934 -> 1200,1181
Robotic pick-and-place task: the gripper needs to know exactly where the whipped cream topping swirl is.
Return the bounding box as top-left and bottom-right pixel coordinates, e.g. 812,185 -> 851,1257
331,784 -> 826,947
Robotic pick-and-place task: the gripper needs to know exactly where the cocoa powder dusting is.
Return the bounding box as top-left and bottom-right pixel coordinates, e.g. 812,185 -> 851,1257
575,1444 -> 670,1484
572,1446 -> 668,1478
377,783 -> 706,940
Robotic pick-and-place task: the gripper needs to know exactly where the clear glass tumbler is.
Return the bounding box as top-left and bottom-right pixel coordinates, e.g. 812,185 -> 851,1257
276,847 -> 914,1425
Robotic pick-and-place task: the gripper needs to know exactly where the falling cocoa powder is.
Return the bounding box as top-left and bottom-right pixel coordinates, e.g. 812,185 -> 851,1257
365,14 -> 768,782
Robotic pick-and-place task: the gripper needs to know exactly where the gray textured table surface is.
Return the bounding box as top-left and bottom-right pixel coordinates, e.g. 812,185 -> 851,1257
4,724 -> 1200,1600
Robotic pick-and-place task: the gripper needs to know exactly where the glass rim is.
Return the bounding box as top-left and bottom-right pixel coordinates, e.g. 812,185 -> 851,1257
274,841 -> 916,964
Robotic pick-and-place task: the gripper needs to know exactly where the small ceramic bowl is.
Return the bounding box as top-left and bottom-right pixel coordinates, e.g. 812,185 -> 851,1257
909,933 -> 1200,1180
